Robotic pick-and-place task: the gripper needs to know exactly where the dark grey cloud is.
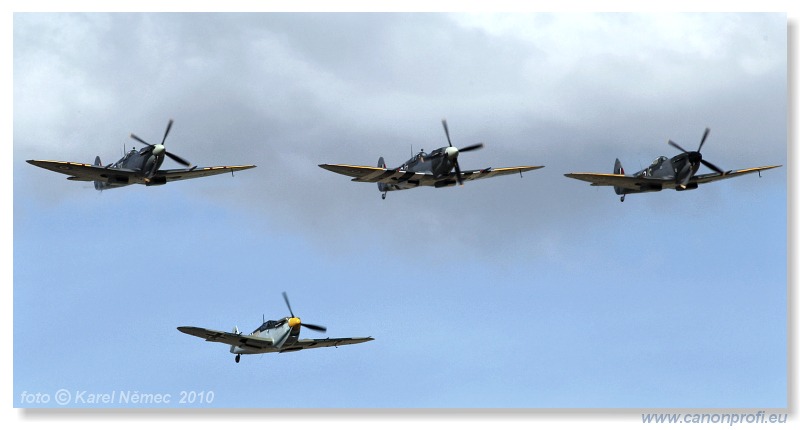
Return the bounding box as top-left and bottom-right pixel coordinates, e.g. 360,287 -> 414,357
14,12 -> 787,261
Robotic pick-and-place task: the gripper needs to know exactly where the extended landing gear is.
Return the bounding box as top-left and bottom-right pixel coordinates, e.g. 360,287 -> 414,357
620,195 -> 625,202
235,354 -> 241,363
381,192 -> 387,200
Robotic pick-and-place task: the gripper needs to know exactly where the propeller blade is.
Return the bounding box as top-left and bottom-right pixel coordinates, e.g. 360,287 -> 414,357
454,159 -> 464,185
282,291 -> 295,318
274,328 -> 292,349
668,139 -> 690,154
166,151 -> 191,167
676,163 -> 693,186
442,119 -> 453,147
697,127 -> 710,152
701,159 -> 725,175
130,133 -> 153,147
280,292 -> 327,333
301,323 -> 327,333
144,162 -> 157,179
161,119 -> 174,146
130,120 -> 189,165
459,143 -> 484,153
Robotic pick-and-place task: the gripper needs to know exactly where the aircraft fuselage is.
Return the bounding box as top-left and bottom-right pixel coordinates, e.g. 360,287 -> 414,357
94,148 -> 166,190
621,152 -> 702,195
381,147 -> 459,192
229,317 -> 301,356
115,148 -> 165,175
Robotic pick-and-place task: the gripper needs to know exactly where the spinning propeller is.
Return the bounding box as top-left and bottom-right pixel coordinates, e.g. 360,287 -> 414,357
441,119 -> 483,185
129,119 -> 192,167
282,291 -> 327,333
668,127 -> 725,184
273,291 -> 327,348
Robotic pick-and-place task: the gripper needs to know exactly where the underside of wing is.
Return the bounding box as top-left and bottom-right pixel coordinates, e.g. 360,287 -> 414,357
177,326 -> 273,350
319,164 -> 384,179
155,165 -> 256,182
458,166 -> 544,182
319,164 -> 433,185
564,172 -> 669,191
691,165 -> 782,185
27,160 -> 138,182
320,164 -> 543,187
280,336 -> 375,352
28,160 -> 256,186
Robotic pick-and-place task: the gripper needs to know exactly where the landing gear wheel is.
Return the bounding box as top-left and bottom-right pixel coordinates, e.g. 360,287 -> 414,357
620,195 -> 625,202
235,354 -> 240,363
381,192 -> 386,200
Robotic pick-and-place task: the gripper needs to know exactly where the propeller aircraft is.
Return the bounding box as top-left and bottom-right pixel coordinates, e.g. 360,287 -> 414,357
178,292 -> 374,363
319,119 -> 544,199
564,128 -> 781,202
27,119 -> 256,190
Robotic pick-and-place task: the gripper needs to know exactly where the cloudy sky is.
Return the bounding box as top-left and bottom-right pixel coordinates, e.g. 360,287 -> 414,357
8,8 -> 789,424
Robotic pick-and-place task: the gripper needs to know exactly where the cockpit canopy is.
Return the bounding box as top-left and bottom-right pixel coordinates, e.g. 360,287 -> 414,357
650,156 -> 668,167
253,319 -> 283,333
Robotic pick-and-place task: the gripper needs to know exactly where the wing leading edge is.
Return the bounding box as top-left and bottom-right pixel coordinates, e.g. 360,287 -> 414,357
690,165 -> 782,184
155,165 -> 257,182
285,336 -> 375,352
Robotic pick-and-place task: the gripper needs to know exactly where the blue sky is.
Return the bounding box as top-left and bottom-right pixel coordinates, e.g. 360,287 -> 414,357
6,7 -> 792,427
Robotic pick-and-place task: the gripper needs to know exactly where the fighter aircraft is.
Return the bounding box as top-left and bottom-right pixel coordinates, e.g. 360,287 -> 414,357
178,292 -> 374,363
319,119 -> 544,199
27,119 -> 256,190
564,128 -> 781,202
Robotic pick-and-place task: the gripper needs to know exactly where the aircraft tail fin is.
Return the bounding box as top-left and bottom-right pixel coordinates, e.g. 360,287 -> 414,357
613,158 -> 625,198
614,158 -> 624,175
377,157 -> 389,197
93,156 -> 104,191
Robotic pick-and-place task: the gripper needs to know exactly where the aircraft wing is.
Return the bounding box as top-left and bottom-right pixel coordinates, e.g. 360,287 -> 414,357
27,160 -> 138,182
690,165 -> 782,185
566,165 -> 781,190
564,172 -> 670,190
318,164 -> 386,179
457,166 -> 544,182
282,336 -> 375,352
177,326 -> 274,350
319,163 -> 543,186
27,160 -> 255,184
318,164 -> 430,184
154,165 -> 256,182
